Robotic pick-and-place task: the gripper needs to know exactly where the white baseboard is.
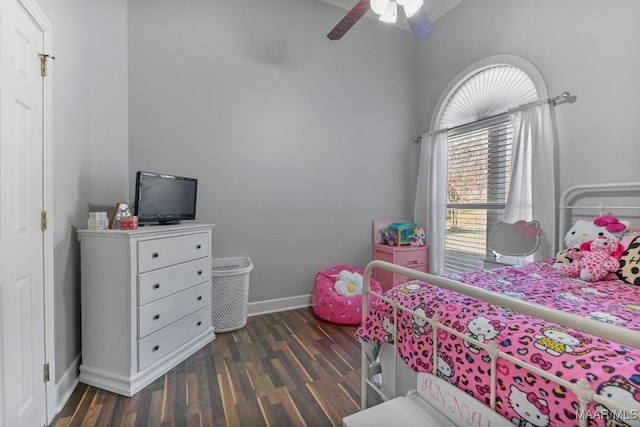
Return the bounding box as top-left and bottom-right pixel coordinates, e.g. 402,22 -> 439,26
248,294 -> 312,316
55,352 -> 81,413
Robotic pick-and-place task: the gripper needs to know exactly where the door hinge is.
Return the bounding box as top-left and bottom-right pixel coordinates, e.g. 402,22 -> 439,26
38,53 -> 55,77
41,211 -> 47,231
43,363 -> 50,382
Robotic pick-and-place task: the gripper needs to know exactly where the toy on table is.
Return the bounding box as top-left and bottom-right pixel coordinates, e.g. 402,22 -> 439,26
387,222 -> 419,246
379,228 -> 397,246
410,226 -> 425,247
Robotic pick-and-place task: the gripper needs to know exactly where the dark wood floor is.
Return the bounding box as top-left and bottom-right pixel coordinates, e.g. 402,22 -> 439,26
50,308 -> 364,427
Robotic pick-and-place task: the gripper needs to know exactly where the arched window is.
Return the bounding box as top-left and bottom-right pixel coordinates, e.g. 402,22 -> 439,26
433,56 -> 545,273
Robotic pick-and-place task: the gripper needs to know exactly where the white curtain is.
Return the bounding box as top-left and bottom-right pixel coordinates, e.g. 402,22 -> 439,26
414,129 -> 448,275
505,101 -> 556,260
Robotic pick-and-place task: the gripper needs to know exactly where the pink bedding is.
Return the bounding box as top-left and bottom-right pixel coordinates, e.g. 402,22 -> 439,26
356,260 -> 640,427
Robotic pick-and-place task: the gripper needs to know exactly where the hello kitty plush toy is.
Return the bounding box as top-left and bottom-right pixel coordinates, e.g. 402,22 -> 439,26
557,235 -> 621,282
554,216 -> 628,268
410,226 -> 425,247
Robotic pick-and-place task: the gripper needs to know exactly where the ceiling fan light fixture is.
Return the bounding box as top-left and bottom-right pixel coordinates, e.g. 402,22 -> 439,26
379,1 -> 397,23
370,0 -> 390,15
395,0 -> 411,5
403,0 -> 424,18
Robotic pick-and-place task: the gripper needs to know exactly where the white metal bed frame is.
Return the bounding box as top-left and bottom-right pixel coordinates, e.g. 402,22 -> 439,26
558,181 -> 640,251
358,182 -> 640,426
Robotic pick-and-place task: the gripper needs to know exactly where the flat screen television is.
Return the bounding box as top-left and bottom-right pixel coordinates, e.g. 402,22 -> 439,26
133,171 -> 198,225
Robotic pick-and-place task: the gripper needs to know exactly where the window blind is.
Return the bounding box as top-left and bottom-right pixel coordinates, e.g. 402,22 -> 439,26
438,65 -> 537,129
445,121 -> 513,274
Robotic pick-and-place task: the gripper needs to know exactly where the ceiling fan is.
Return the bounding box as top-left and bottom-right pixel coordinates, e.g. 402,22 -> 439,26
327,0 -> 434,41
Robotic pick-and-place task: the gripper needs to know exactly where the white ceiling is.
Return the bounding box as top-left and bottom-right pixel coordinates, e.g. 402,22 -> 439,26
319,0 -> 463,31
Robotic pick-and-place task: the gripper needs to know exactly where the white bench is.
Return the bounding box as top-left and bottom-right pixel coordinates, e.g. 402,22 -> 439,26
343,372 -> 512,427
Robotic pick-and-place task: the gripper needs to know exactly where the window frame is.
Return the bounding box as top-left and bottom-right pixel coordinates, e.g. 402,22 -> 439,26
430,55 -> 547,274
444,118 -> 513,273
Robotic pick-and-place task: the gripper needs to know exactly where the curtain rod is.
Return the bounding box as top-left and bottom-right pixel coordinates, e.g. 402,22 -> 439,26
413,91 -> 574,143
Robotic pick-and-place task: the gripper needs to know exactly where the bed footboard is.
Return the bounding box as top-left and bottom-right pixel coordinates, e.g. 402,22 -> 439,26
359,260 -> 640,427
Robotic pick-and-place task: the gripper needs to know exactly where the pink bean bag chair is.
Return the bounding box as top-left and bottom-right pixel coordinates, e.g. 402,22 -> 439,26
312,265 -> 383,325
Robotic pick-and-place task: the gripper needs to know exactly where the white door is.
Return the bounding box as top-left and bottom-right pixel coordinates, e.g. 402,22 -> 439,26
0,0 -> 47,426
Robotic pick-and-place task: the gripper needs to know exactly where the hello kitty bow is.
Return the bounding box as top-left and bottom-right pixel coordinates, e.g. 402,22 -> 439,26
593,215 -> 627,233
526,392 -> 550,415
489,320 -> 505,331
512,220 -> 541,239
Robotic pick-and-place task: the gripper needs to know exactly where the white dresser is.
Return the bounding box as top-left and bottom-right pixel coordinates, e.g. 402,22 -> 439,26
77,223 -> 216,397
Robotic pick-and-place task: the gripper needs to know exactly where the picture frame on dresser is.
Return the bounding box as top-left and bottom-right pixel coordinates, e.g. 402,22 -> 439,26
109,202 -> 131,229
372,219 -> 430,291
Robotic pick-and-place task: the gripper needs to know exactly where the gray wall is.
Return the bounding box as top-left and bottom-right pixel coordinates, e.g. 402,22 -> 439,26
33,0 -> 129,394
127,0 -> 418,305
414,0 -> 640,198
34,0 -> 640,415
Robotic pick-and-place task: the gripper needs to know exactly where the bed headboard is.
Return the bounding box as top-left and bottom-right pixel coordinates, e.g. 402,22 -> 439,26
558,181 -> 640,250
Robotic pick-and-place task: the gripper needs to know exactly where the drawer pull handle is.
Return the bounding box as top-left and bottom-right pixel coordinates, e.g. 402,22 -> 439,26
197,270 -> 203,275
153,314 -> 160,320
197,296 -> 203,301
152,345 -> 160,352
152,252 -> 159,259
197,321 -> 202,326
153,283 -> 161,290
407,260 -> 418,264
196,244 -> 202,249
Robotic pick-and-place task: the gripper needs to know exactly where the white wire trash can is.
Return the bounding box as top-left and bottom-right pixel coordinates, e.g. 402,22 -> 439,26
211,257 -> 254,332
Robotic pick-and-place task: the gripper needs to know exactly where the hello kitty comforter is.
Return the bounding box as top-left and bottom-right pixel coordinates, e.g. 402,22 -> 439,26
356,260 -> 640,427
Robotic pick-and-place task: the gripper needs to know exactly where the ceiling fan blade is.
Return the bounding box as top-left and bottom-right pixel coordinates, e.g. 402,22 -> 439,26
327,0 -> 371,41
406,6 -> 434,40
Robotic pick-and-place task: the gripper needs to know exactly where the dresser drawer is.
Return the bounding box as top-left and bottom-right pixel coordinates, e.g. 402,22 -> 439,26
138,257 -> 211,305
373,247 -> 394,263
393,247 -> 428,266
138,232 -> 210,273
138,306 -> 212,371
373,244 -> 430,291
138,282 -> 210,338
373,245 -> 429,266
